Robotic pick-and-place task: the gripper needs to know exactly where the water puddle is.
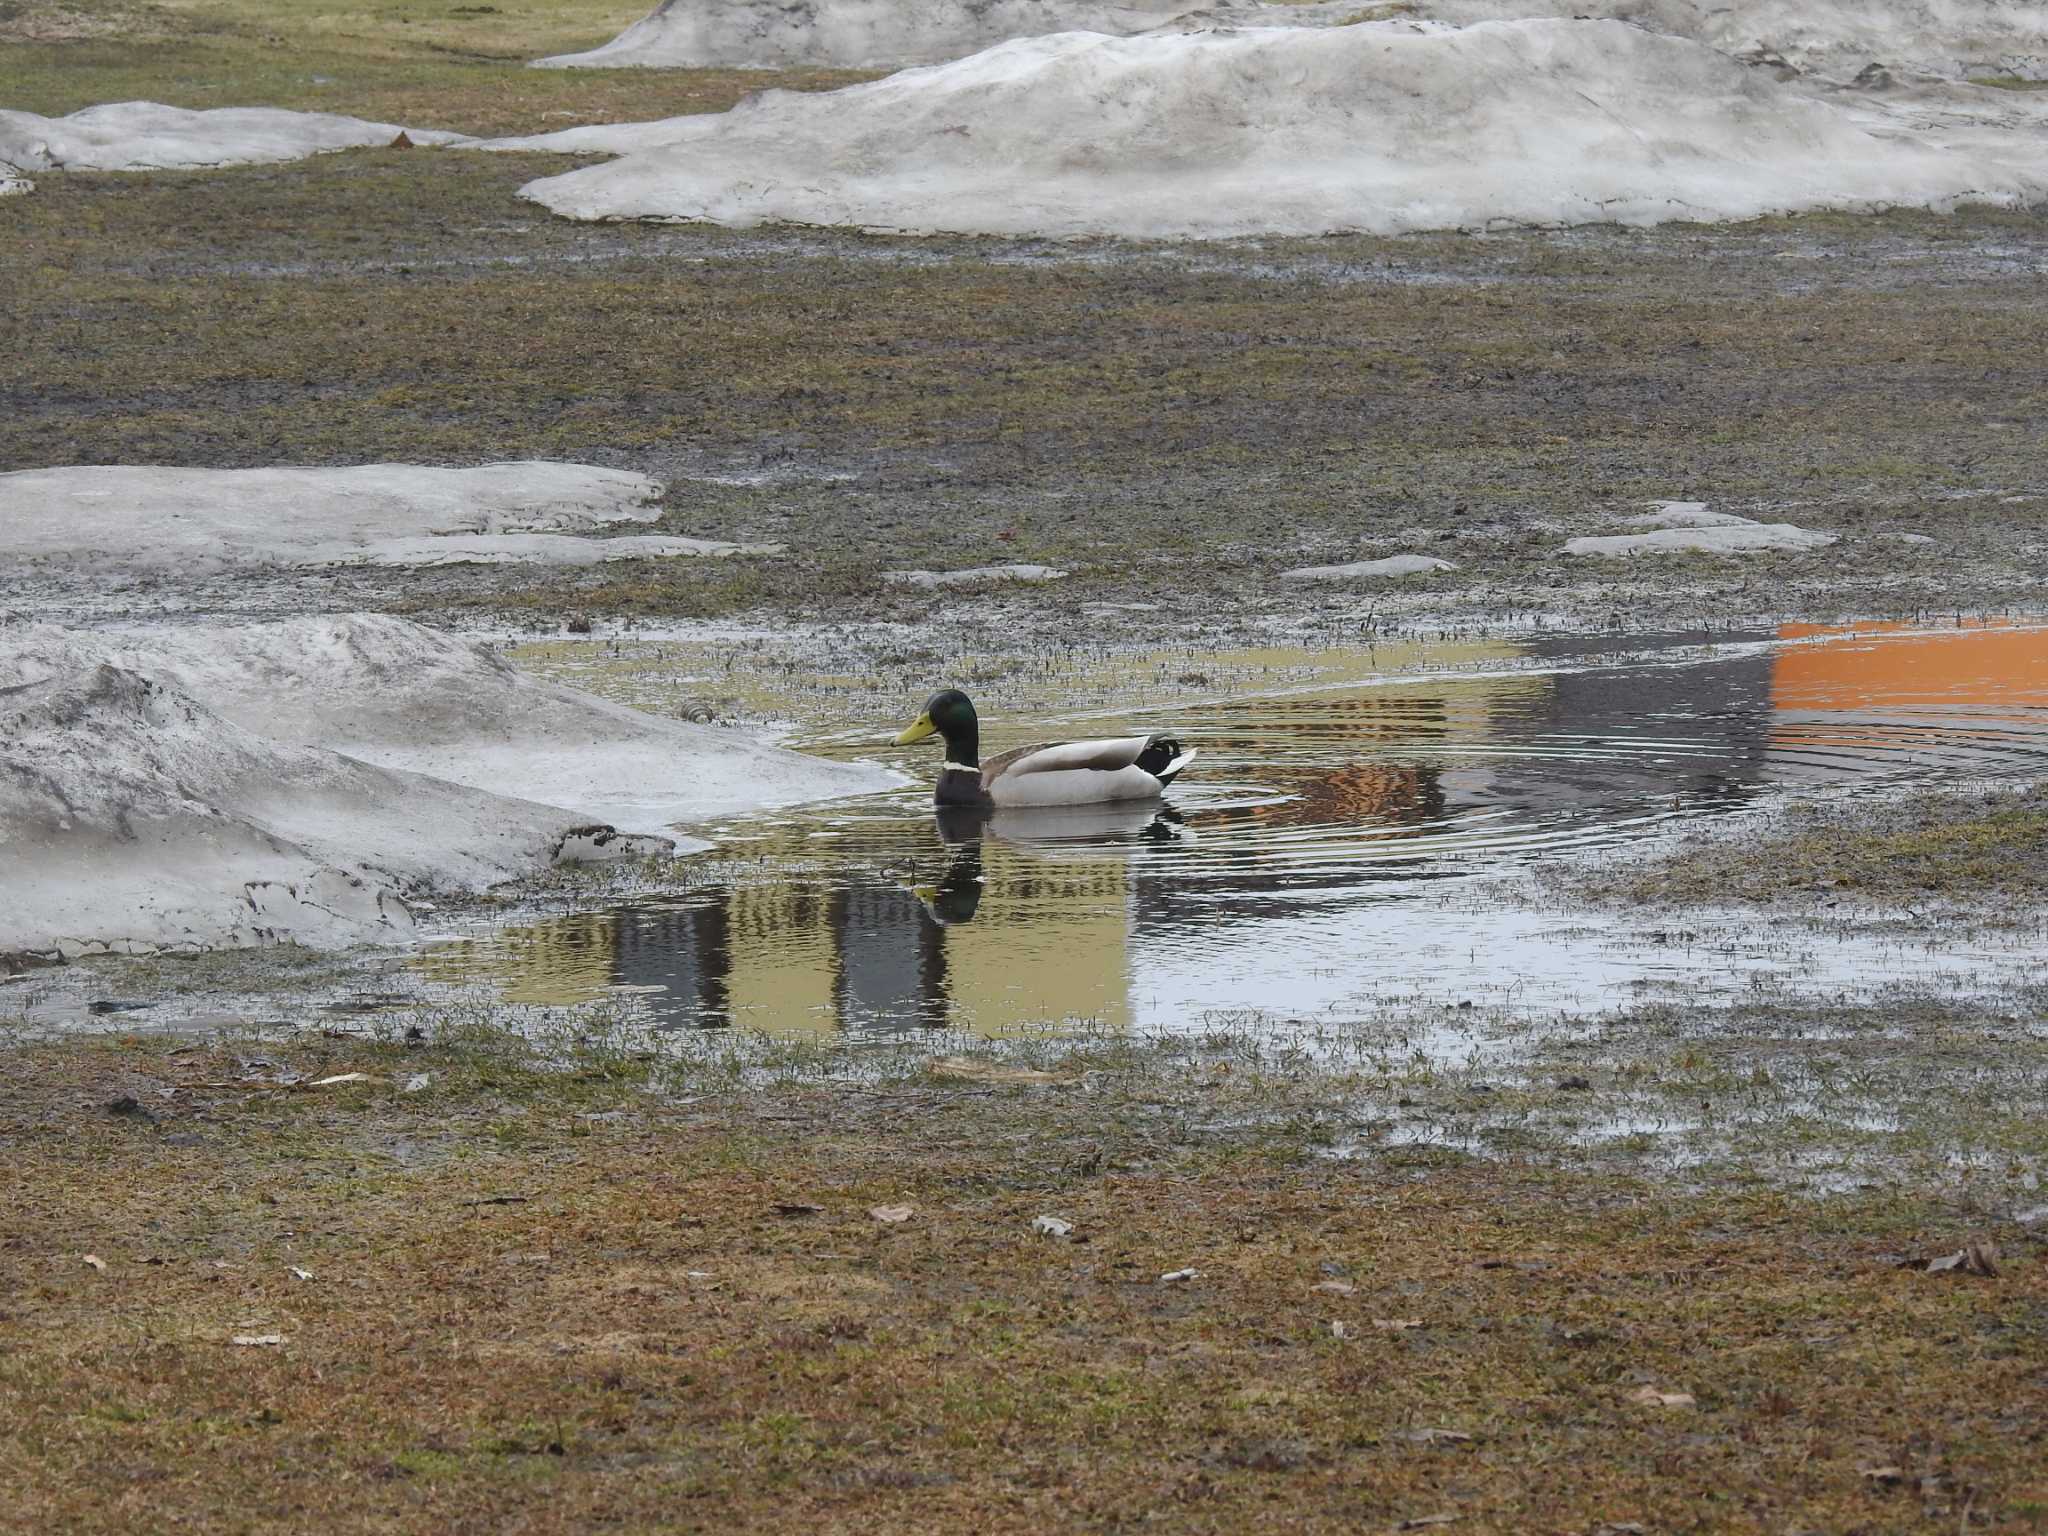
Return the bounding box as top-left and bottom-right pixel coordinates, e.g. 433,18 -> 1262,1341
420,620 -> 2048,1037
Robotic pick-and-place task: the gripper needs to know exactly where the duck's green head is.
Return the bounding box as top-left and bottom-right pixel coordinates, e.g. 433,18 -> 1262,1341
894,689 -> 976,750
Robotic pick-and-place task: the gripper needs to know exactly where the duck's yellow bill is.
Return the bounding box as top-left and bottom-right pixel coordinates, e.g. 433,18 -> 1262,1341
894,711 -> 937,746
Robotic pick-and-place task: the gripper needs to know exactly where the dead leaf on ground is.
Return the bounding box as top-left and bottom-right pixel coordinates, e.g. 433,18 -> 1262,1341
1373,1317 -> 1425,1331
81,1254 -> 107,1272
1627,1386 -> 1695,1409
1159,1268 -> 1200,1284
868,1205 -> 914,1224
1860,1464 -> 1905,1484
305,1072 -> 379,1089
772,1201 -> 825,1217
287,1266 -> 313,1282
1312,1279 -> 1356,1295
1031,1214 -> 1074,1239
230,1334 -> 285,1347
928,1055 -> 1076,1086
1331,1320 -> 1349,1339
1395,1515 -> 1461,1531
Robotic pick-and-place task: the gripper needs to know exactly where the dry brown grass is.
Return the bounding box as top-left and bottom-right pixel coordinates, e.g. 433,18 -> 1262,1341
4,1034 -> 2044,1533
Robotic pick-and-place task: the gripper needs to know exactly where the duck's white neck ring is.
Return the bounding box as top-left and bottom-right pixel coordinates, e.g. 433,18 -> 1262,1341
942,762 -> 979,775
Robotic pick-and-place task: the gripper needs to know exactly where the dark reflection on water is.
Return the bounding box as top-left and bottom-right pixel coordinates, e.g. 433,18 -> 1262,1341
420,623 -> 2048,1036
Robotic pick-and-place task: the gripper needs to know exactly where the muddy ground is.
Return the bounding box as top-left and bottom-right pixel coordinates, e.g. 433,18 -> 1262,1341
6,152 -> 2047,634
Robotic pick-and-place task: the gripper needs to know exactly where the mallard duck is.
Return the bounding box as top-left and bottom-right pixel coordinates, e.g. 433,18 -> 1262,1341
893,688 -> 1195,808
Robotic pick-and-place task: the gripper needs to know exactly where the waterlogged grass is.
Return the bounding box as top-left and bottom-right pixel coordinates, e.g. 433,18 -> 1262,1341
3,1019 -> 2046,1533
1578,782 -> 2048,909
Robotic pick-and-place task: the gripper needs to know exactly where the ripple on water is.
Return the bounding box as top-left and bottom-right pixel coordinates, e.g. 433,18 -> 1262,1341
419,620 -> 2048,1037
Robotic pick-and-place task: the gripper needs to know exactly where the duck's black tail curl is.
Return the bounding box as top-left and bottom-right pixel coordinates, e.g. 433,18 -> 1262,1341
1134,735 -> 1185,781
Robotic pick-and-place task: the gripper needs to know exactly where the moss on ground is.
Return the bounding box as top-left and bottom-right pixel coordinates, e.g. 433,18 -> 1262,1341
3,1029 -> 2045,1533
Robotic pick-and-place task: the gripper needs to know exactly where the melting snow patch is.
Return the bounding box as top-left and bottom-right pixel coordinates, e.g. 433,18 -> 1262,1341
0,102 -> 467,172
1408,0 -> 2048,85
0,615 -> 899,836
0,666 -> 570,959
0,162 -> 31,197
511,20 -> 2048,239
884,564 -> 1068,587
0,463 -> 686,571
1563,519 -> 1837,556
0,618 -> 901,958
1281,554 -> 1458,581
1622,501 -> 1758,529
532,0 -> 1320,70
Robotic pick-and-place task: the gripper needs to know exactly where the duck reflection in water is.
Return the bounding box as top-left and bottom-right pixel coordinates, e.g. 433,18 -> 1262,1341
914,801 -> 1188,928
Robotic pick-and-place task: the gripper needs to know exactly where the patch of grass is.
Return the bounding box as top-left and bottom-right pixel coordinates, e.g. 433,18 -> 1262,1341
2,1028 -> 2045,1532
1575,782 -> 2048,908
0,0 -> 874,133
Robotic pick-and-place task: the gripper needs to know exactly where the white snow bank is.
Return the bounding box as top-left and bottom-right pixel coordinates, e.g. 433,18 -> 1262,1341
513,20 -> 2048,239
1412,1 -> 2048,84
333,533 -> 784,566
0,462 -> 691,571
0,102 -> 467,172
1281,554 -> 1459,581
531,0 -> 1317,71
0,666 -> 634,959
884,563 -> 1068,587
0,615 -> 897,836
1563,517 -> 1836,556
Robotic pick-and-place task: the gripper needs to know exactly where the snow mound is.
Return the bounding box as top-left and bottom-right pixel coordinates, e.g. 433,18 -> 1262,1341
515,20 -> 2048,239
1412,1 -> 2048,84
1281,554 -> 1458,581
1623,501 -> 1757,529
533,0 -> 1258,69
529,0 -> 1360,70
884,563 -> 1068,587
0,665 -> 601,959
0,615 -> 898,836
1563,517 -> 1836,556
0,102 -> 467,172
0,616 -> 902,958
0,462 -> 674,571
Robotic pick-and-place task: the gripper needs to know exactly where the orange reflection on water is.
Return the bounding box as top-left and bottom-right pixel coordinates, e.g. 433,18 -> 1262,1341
1774,621 -> 2048,712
